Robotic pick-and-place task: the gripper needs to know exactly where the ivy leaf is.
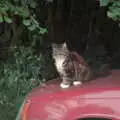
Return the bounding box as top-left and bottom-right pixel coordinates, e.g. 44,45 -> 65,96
21,8 -> 30,18
0,14 -> 3,23
0,7 -> 7,15
39,28 -> 47,34
108,5 -> 120,21
112,1 -> 120,7
4,16 -> 12,23
100,0 -> 110,6
107,11 -> 117,20
22,19 -> 31,26
28,24 -> 36,31
15,7 -> 30,18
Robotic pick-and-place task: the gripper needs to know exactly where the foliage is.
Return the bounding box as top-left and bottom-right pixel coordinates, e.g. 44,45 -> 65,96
0,46 -> 57,120
0,0 -> 47,34
99,0 -> 120,21
0,0 -> 56,120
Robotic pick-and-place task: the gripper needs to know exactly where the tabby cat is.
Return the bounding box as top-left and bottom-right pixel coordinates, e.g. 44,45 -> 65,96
52,42 -> 110,88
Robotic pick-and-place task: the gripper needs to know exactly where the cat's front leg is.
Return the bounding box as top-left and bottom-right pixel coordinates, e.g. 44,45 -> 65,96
73,64 -> 84,86
60,76 -> 72,89
60,83 -> 70,89
73,75 -> 83,86
73,81 -> 82,86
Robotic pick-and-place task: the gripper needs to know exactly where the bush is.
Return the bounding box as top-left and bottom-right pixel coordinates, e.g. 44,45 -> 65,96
0,45 -> 57,120
0,0 -> 54,119
99,0 -> 120,21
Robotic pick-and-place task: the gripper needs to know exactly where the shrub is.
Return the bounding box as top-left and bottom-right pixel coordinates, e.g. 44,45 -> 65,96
0,45 -> 57,120
99,0 -> 120,21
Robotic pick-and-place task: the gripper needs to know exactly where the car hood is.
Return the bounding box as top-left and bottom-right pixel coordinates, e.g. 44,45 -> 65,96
27,70 -> 120,102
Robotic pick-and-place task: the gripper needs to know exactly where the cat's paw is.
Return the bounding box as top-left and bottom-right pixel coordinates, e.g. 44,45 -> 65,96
73,81 -> 82,86
60,83 -> 70,89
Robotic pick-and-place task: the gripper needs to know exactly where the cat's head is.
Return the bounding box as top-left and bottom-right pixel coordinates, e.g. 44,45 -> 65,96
52,42 -> 69,54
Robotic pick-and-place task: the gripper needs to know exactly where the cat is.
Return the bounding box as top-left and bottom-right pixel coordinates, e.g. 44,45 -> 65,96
52,42 -> 110,89
52,42 -> 93,88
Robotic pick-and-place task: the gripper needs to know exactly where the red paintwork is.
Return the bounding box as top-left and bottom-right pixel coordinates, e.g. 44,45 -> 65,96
17,69 -> 120,120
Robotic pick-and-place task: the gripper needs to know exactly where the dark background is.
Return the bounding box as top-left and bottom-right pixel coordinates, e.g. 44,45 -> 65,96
47,0 -> 120,69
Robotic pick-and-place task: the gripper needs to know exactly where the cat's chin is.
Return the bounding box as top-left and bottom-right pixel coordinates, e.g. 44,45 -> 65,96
60,83 -> 71,89
73,81 -> 82,86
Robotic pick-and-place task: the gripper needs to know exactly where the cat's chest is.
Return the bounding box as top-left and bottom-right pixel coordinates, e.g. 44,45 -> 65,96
54,56 -> 66,71
55,57 -> 65,67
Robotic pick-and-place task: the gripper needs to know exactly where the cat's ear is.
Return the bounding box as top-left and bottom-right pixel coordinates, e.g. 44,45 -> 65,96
62,42 -> 67,48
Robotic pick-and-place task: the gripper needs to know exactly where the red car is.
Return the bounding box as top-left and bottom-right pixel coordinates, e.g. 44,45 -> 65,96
16,68 -> 120,120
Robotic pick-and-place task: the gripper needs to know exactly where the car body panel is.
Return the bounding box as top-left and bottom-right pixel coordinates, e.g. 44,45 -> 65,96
17,69 -> 120,120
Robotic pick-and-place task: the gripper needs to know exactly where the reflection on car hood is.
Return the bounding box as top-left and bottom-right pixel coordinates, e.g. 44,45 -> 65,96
27,70 -> 120,102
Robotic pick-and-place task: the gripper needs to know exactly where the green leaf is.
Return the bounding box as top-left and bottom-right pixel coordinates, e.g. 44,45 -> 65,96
4,16 -> 12,23
108,5 -> 120,21
28,24 -> 36,31
31,16 -> 39,26
100,0 -> 110,6
107,11 -> 117,20
22,19 -> 31,26
0,14 -> 3,23
39,28 -> 47,34
14,7 -> 30,18
112,1 -> 120,7
21,7 -> 30,18
0,7 -> 7,14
